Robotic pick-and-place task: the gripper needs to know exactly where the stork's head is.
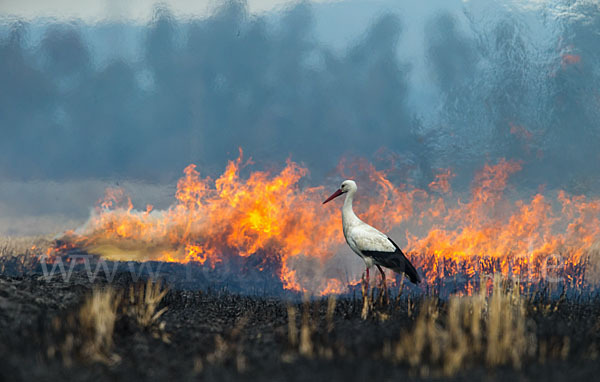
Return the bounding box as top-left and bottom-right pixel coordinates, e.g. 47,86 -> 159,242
323,179 -> 357,204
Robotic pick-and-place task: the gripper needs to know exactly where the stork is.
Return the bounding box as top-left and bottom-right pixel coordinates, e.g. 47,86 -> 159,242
323,180 -> 421,288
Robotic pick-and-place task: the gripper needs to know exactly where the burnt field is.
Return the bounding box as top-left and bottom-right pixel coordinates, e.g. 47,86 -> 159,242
1,251 -> 600,382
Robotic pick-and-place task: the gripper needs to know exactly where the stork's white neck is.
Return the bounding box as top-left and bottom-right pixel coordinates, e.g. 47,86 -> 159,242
342,188 -> 361,233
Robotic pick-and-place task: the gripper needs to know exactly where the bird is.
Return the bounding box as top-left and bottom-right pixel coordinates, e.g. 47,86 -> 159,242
323,179 -> 421,287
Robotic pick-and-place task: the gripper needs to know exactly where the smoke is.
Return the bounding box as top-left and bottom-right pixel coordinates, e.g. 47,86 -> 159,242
0,179 -> 173,235
1,0 -> 600,235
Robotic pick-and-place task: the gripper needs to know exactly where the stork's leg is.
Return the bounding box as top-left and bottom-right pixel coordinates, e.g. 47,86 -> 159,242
376,264 -> 386,288
375,264 -> 388,304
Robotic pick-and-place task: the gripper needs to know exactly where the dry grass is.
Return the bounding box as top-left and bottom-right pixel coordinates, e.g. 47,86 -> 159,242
0,235 -> 54,274
299,298 -> 314,357
360,279 -> 392,320
78,287 -> 122,364
194,316 -> 249,374
584,240 -> 600,286
48,287 -> 122,366
0,235 -> 53,258
386,274 -> 536,376
286,298 -> 317,358
48,280 -> 171,366
126,279 -> 170,342
285,295 -> 337,360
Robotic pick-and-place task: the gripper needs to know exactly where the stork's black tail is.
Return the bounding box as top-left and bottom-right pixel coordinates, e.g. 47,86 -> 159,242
390,254 -> 421,285
363,238 -> 421,284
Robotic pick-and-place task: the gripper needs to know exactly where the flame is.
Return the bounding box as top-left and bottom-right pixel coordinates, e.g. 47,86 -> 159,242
561,53 -> 581,68
428,168 -> 454,194
60,150 -> 600,295
509,123 -> 533,142
66,150 -> 343,293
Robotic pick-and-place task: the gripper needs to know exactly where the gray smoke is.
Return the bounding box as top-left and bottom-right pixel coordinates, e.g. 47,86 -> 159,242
1,0 -> 599,235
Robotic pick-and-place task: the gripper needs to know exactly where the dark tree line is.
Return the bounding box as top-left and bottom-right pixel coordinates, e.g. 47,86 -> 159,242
1,1 -> 599,192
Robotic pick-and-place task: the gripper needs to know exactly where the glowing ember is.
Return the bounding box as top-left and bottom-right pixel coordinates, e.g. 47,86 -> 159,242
58,150 -> 600,295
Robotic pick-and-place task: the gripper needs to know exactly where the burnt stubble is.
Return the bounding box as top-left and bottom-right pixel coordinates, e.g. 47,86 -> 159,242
1,262 -> 600,382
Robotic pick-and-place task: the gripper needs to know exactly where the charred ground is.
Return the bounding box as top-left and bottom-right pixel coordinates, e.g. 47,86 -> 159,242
1,253 -> 600,381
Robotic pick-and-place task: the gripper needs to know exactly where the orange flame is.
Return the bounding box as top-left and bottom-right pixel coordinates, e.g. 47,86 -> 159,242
561,53 -> 581,68
61,151 -> 600,294
509,123 -> 533,142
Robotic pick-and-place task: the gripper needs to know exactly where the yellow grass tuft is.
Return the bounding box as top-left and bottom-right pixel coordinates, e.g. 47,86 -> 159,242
287,305 -> 298,347
49,280 -> 172,366
127,279 -> 170,342
299,298 -> 314,358
77,287 -> 122,365
387,274 -> 536,376
286,296 -> 337,360
199,316 -> 249,373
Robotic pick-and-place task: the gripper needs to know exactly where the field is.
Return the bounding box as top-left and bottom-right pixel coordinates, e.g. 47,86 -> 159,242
1,238 -> 600,381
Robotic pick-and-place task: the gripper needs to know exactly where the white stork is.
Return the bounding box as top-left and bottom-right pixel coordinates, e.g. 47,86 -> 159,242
323,179 -> 421,287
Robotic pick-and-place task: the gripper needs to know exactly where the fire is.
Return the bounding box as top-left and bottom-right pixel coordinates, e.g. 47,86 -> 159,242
64,150 -> 343,293
561,53 -> 581,68
509,123 -> 533,142
59,150 -> 600,295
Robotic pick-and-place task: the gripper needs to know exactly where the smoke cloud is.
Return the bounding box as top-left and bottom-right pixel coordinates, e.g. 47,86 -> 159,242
1,0 -> 599,235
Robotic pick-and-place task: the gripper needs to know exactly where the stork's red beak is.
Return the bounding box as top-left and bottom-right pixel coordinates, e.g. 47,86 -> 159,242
323,189 -> 343,204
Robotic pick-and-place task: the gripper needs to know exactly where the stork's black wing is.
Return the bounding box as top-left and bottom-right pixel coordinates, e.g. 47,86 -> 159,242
362,238 -> 421,284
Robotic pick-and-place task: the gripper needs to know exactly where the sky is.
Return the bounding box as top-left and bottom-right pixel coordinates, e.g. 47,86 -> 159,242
1,0 -> 599,236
